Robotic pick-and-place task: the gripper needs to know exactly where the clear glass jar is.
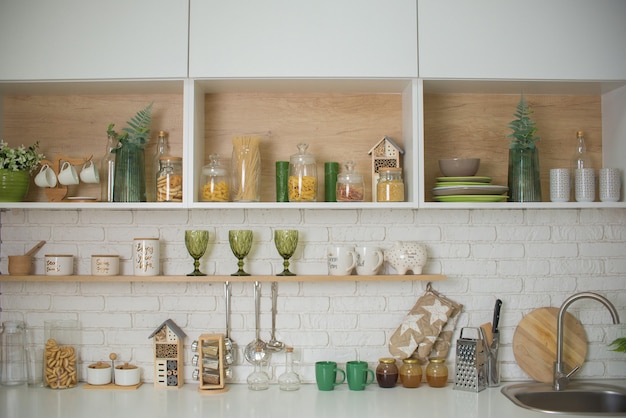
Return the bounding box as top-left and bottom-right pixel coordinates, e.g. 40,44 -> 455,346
156,156 -> 183,202
44,320 -> 80,389
1,320 -> 27,386
288,143 -> 317,202
399,358 -> 422,388
375,357 -> 398,388
247,347 -> 270,390
278,346 -> 301,391
377,167 -> 404,202
231,136 -> 261,202
201,154 -> 229,202
426,358 -> 448,388
336,161 -> 364,202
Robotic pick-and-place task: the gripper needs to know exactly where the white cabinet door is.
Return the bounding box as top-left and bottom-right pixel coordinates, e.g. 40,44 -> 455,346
0,0 -> 189,80
189,0 -> 417,78
418,0 -> 626,80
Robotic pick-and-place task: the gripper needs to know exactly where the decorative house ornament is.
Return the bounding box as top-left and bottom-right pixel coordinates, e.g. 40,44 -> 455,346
368,136 -> 404,201
149,319 -> 187,388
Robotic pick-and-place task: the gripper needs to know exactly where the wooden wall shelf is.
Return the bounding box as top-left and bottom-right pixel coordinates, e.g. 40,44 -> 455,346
0,274 -> 445,283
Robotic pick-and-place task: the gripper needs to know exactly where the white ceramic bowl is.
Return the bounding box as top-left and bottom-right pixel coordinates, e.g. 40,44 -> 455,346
86,363 -> 112,385
91,255 -> 120,276
45,254 -> 74,276
114,364 -> 140,386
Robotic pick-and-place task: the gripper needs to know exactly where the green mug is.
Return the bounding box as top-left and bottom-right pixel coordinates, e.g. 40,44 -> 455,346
315,361 -> 346,391
346,360 -> 375,391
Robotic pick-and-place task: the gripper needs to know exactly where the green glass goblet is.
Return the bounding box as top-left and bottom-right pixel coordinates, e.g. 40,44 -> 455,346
229,230 -> 253,276
185,230 -> 209,276
274,230 -> 298,276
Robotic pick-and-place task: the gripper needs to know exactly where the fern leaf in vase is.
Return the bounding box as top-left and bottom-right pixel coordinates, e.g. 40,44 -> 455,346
117,102 -> 154,146
507,94 -> 540,150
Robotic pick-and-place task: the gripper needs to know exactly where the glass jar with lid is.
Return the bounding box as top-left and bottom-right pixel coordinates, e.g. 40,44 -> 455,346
156,156 -> 183,202
336,161 -> 364,202
375,357 -> 398,388
399,358 -> 422,388
201,154 -> 229,202
377,167 -> 404,202
288,143 -> 317,202
426,358 -> 448,388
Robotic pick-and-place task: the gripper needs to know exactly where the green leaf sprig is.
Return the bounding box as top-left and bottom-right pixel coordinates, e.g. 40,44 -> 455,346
0,140 -> 45,173
507,94 -> 540,150
108,103 -> 153,147
609,337 -> 626,353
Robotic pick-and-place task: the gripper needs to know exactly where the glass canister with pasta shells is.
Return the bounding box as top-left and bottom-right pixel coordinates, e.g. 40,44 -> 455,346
288,143 -> 318,202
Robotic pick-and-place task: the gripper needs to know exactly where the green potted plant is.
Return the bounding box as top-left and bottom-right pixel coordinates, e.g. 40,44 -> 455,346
0,140 -> 45,202
507,95 -> 542,202
106,103 -> 153,202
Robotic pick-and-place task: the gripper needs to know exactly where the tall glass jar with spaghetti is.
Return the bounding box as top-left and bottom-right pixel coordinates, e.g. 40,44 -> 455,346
43,320 -> 80,389
288,143 -> 317,202
231,136 -> 261,202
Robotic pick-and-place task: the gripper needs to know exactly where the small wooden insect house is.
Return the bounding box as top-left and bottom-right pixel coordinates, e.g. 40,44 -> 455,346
149,319 -> 186,388
368,136 -> 404,201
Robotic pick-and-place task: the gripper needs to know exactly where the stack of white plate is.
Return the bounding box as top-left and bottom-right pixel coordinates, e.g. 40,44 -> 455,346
432,176 -> 508,202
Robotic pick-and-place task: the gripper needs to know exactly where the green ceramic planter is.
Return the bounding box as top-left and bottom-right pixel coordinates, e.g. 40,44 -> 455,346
0,169 -> 30,202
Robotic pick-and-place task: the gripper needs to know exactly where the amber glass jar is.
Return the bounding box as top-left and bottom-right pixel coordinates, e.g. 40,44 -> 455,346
426,358 -> 448,388
376,358 -> 398,388
399,358 -> 422,388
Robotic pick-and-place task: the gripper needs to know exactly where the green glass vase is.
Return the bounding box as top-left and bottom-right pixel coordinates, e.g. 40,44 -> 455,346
0,169 -> 30,202
113,142 -> 146,202
507,147 -> 542,202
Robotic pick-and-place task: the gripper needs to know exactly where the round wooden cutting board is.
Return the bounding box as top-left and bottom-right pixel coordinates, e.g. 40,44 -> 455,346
513,307 -> 588,383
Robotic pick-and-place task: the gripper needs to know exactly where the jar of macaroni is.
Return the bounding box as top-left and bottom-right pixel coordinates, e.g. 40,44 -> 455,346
377,167 -> 404,202
201,154 -> 229,202
156,156 -> 183,202
288,143 -> 317,202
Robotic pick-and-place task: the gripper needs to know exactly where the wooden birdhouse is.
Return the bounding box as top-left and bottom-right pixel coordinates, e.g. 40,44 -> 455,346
368,136 -> 404,200
149,319 -> 187,389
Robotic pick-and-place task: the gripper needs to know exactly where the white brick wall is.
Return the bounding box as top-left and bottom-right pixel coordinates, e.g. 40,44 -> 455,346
1,208 -> 625,384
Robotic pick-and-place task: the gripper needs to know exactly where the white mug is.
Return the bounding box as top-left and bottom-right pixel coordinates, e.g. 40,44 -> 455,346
34,164 -> 57,188
327,246 -> 357,276
58,161 -> 79,185
80,160 -> 100,184
355,246 -> 384,275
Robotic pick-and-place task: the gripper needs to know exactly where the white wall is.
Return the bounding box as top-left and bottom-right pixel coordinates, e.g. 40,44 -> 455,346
1,208 -> 625,384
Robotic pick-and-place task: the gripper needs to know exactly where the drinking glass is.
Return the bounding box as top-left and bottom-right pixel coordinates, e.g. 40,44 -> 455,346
229,230 -> 253,276
185,230 -> 209,276
274,230 -> 298,276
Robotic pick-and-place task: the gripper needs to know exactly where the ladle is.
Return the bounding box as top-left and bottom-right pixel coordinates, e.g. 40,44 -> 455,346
223,281 -> 234,365
25,240 -> 46,257
244,281 -> 271,364
267,281 -> 285,352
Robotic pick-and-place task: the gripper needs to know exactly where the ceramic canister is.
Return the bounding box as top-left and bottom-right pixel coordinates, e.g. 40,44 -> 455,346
45,255 -> 74,276
133,238 -> 160,276
91,255 -> 120,276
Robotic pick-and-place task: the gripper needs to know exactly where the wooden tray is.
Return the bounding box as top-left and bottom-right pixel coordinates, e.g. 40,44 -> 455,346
513,307 -> 587,383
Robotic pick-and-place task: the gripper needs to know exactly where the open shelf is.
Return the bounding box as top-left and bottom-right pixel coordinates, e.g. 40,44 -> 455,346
0,274 -> 445,283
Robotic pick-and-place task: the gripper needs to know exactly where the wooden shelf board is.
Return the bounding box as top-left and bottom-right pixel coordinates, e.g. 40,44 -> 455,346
0,274 -> 445,283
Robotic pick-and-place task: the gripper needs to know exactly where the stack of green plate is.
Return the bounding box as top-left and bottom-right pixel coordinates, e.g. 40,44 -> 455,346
432,176 -> 508,202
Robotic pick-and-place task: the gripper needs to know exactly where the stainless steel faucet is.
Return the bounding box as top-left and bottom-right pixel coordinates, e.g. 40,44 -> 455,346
553,292 -> 620,391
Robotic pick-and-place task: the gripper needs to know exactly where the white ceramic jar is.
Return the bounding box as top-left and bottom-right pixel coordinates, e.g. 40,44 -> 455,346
133,238 -> 160,276
91,255 -> 120,276
44,254 -> 74,275
86,362 -> 112,385
114,364 -> 140,386
384,242 -> 427,275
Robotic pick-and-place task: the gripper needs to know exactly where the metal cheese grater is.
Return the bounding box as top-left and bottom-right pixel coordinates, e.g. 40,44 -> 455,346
454,327 -> 487,392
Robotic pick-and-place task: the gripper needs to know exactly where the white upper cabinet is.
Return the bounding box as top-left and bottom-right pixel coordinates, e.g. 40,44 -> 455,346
418,0 -> 626,80
189,0 -> 418,78
0,0 -> 189,80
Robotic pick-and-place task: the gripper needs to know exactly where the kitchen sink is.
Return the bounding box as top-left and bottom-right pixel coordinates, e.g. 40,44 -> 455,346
502,382 -> 626,415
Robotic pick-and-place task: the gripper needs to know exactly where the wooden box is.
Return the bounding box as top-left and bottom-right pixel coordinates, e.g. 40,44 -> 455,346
194,333 -> 226,391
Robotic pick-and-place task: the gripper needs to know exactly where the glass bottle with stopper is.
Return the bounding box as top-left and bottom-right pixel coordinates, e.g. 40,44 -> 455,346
247,346 -> 270,390
278,346 -> 301,391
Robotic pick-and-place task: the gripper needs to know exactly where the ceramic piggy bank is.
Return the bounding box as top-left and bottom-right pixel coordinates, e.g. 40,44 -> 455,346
384,241 -> 427,274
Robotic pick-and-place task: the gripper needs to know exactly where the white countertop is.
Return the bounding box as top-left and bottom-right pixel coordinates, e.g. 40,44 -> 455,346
1,380 -> 625,418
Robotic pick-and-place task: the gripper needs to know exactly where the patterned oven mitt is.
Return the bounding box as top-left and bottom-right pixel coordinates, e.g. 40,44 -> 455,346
389,283 -> 463,362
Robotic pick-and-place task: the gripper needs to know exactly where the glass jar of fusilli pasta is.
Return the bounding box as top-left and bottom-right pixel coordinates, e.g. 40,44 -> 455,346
201,154 -> 229,202
288,143 -> 317,202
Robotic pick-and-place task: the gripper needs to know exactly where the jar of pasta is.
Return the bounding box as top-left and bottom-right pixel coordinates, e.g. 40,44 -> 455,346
336,161 -> 364,202
44,320 -> 80,389
377,167 -> 404,202
156,156 -> 183,202
288,143 -> 317,202
201,154 -> 229,202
